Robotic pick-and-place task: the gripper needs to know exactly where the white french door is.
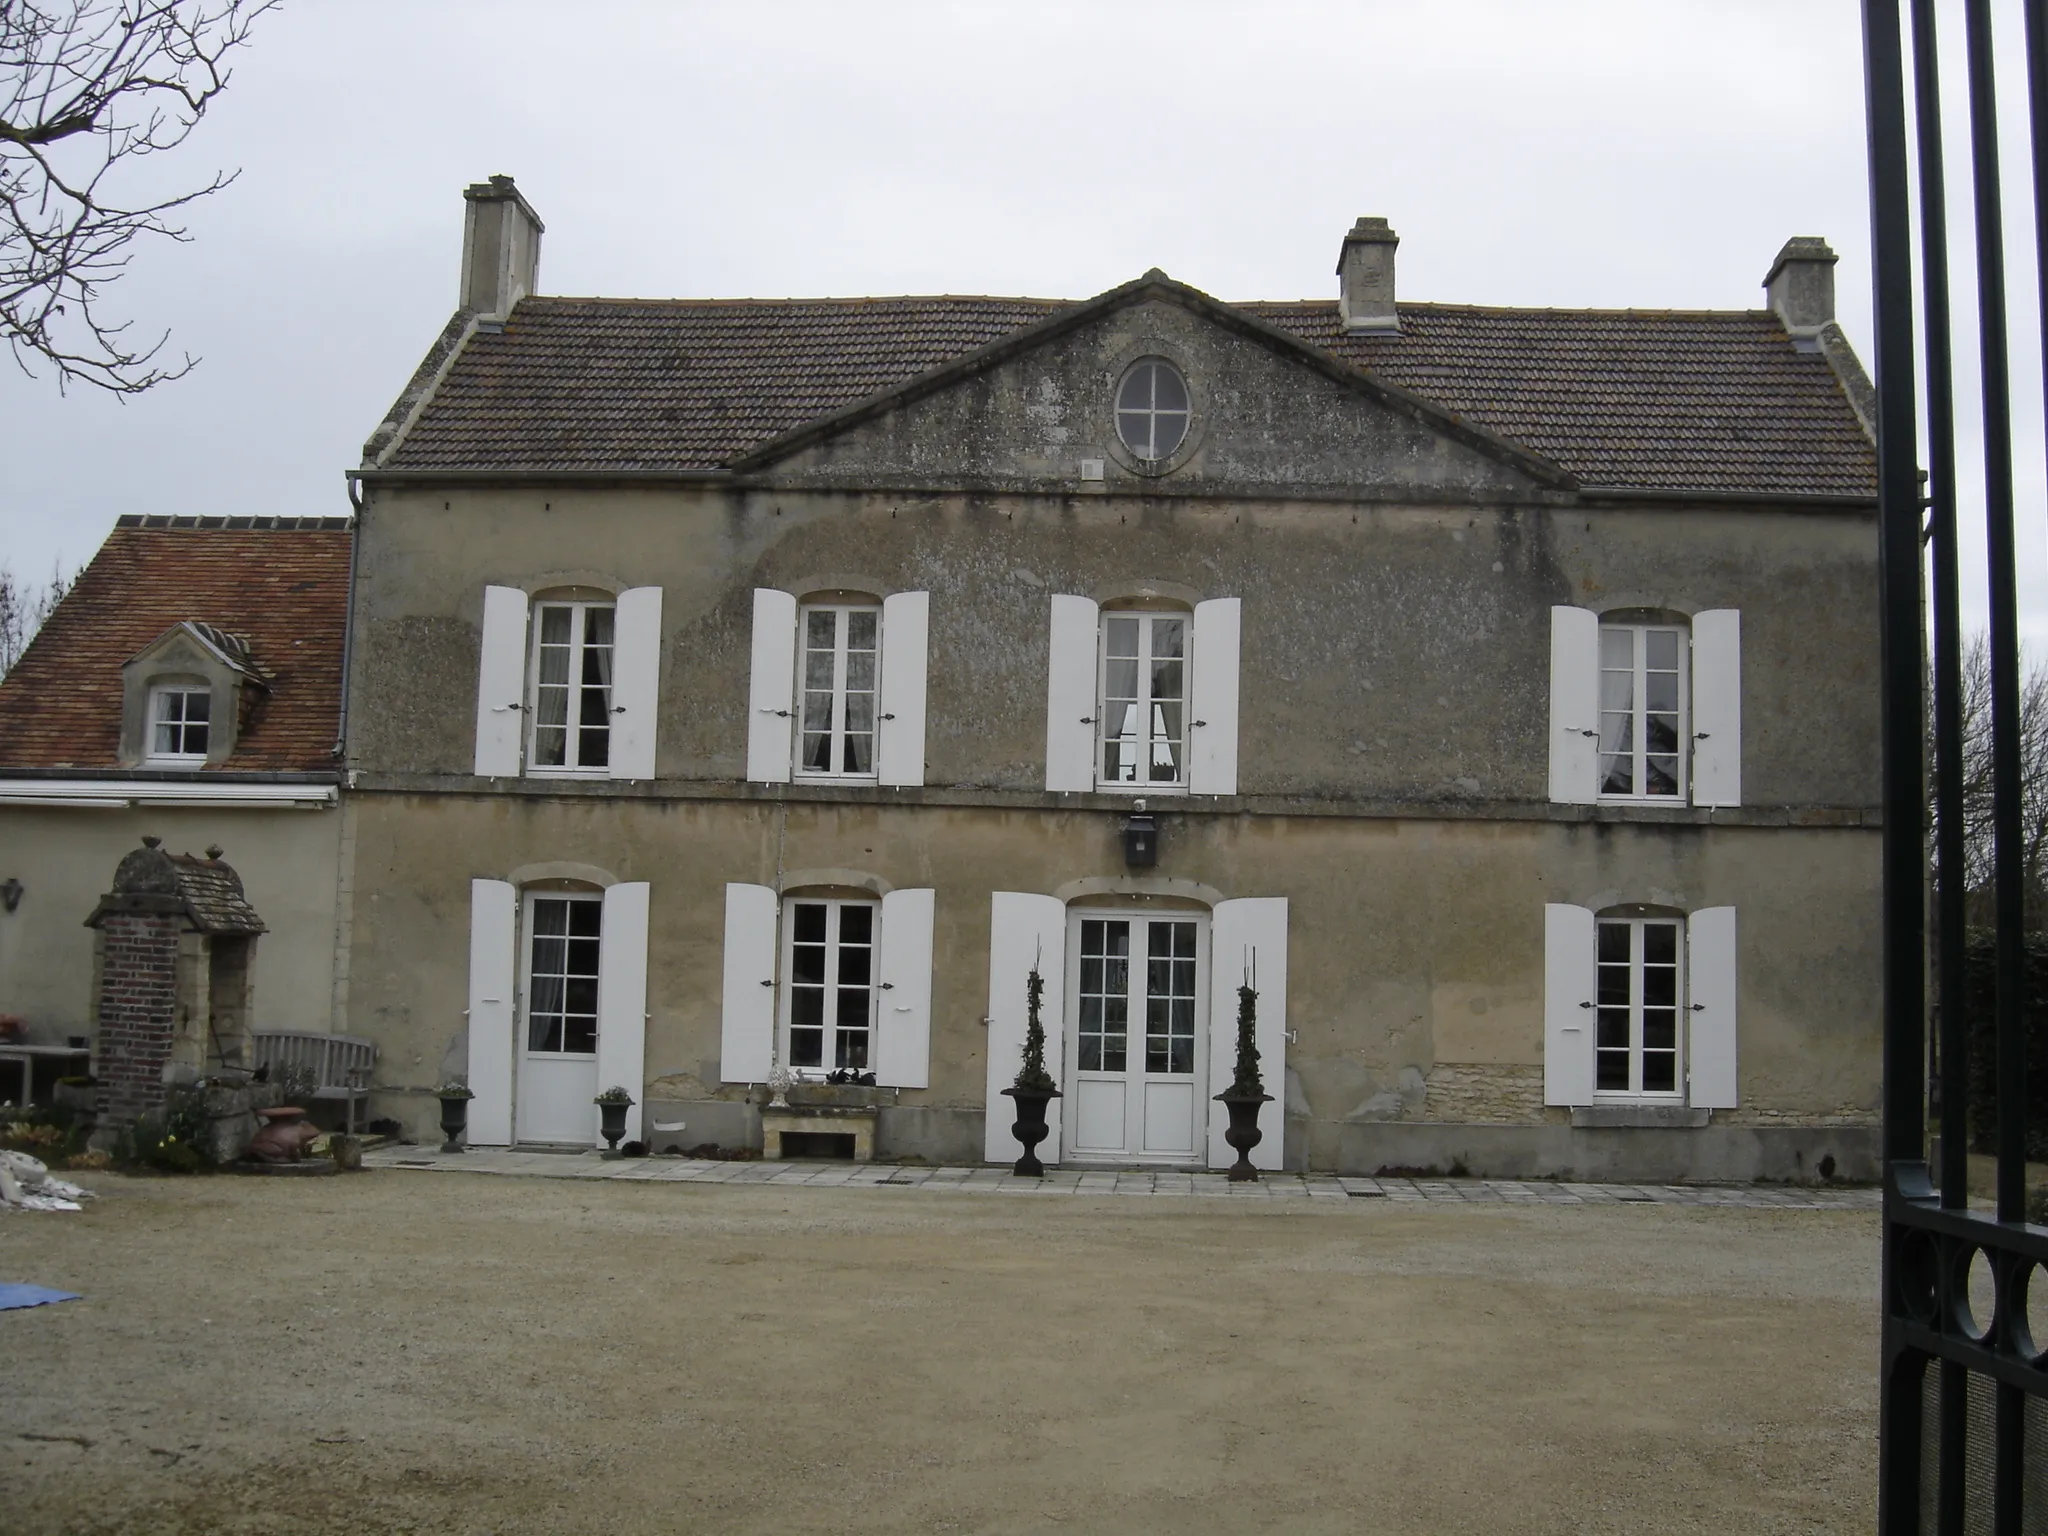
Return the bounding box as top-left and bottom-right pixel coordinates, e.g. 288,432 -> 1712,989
517,893 -> 602,1143
1063,910 -> 1209,1163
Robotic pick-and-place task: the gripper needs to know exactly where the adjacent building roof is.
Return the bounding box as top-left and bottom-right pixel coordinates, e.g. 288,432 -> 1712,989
0,516 -> 353,774
375,291 -> 1876,499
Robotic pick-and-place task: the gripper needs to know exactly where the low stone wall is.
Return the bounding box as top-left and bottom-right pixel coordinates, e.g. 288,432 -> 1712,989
1332,1119 -> 1879,1184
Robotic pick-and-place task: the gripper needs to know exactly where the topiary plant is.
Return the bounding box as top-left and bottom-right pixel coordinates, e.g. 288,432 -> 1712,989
1013,966 -> 1057,1094
1224,969 -> 1265,1099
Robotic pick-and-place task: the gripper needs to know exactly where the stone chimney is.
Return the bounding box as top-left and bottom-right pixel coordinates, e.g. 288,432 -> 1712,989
459,174 -> 545,319
1336,217 -> 1400,334
1764,236 -> 1838,349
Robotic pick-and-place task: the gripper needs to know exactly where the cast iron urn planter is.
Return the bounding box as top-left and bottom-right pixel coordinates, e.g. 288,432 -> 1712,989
595,1089 -> 634,1157
1215,1090 -> 1273,1182
436,1089 -> 472,1154
1001,1084 -> 1062,1177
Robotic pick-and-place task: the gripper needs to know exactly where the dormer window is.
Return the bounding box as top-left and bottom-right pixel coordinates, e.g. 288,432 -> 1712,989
148,685 -> 211,762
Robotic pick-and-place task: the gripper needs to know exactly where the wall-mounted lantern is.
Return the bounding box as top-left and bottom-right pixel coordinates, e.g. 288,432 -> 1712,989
0,878 -> 21,913
1122,800 -> 1158,868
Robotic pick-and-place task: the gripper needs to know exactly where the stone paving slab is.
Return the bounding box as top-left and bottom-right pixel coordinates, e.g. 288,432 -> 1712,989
363,1145 -> 1881,1210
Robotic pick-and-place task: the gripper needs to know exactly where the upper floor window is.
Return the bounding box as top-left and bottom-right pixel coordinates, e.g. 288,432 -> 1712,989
529,601 -> 615,773
1598,624 -> 1687,799
797,604 -> 880,779
1115,358 -> 1190,462
782,897 -> 877,1072
1595,916 -> 1683,1097
148,685 -> 211,762
1548,607 -> 1740,809
1099,611 -> 1187,787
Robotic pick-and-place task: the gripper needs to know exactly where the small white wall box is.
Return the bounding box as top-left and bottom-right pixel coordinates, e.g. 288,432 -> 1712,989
1080,459 -> 1105,481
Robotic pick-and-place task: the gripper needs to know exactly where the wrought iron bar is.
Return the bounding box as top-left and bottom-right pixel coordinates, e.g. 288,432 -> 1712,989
1873,1 -> 2048,1529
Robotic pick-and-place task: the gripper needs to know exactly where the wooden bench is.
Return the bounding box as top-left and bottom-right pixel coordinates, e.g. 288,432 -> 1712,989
250,1032 -> 377,1134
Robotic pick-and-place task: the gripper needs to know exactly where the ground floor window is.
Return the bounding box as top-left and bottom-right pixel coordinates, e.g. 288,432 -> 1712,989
1595,916 -> 1682,1096
784,898 -> 876,1070
526,894 -> 602,1055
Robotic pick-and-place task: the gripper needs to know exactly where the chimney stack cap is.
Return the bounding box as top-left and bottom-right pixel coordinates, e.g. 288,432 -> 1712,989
1763,236 -> 1837,339
1336,216 -> 1400,334
459,174 -> 545,319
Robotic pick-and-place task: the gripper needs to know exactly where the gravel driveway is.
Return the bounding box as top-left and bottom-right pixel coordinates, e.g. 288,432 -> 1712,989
1,1169 -> 1878,1535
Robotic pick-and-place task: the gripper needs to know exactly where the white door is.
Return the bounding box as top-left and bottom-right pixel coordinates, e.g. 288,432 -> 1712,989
1063,910 -> 1208,1163
517,892 -> 602,1143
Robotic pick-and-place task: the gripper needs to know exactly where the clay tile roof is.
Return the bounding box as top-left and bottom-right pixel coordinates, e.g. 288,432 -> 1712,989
378,291 -> 1875,498
0,516 -> 353,773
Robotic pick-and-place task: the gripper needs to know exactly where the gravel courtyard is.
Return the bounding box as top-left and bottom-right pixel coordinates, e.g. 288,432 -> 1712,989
2,1169 -> 1878,1535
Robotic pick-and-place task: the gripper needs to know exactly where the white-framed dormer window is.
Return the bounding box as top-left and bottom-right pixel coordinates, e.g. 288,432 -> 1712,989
1098,611 -> 1189,789
796,604 -> 881,779
1598,623 -> 1687,800
528,601 -> 615,774
148,685 -> 211,762
781,896 -> 878,1072
1594,915 -> 1683,1097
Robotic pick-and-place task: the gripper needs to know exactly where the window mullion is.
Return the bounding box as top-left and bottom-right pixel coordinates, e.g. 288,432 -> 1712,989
832,610 -> 850,771
1632,925 -> 1646,1094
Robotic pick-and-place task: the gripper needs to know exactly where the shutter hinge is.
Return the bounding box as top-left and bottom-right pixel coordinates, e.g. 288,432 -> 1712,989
1578,1001 -> 1593,1009
1193,719 -> 1208,728
611,706 -> 627,715
880,713 -> 896,721
759,979 -> 774,988
1690,1003 -> 1706,1012
1080,716 -> 1094,725
1578,729 -> 1597,738
880,982 -> 895,990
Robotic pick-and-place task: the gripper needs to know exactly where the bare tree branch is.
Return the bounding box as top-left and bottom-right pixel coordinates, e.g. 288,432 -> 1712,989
1,0 -> 276,394
1932,634 -> 2048,925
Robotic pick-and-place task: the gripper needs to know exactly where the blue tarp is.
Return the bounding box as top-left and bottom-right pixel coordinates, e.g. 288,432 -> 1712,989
0,1284 -> 80,1311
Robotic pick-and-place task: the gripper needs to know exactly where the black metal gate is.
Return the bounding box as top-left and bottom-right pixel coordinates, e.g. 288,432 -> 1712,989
1870,1 -> 2048,1529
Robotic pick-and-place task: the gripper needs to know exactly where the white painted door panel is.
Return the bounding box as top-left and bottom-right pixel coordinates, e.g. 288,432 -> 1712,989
466,878 -> 518,1145
719,882 -> 779,1083
877,591 -> 930,787
1544,903 -> 1597,1105
595,881 -> 651,1144
473,587 -> 530,778
985,892 -> 1067,1163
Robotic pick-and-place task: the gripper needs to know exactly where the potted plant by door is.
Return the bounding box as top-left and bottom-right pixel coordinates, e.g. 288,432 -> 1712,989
1213,965 -> 1273,1182
594,1085 -> 635,1157
435,1081 -> 474,1154
1000,966 -> 1062,1177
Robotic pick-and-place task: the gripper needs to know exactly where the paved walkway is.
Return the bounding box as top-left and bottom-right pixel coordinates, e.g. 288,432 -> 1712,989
362,1144 -> 1881,1209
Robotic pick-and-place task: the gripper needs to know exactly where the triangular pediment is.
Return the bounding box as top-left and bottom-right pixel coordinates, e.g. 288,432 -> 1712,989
735,272 -> 1577,501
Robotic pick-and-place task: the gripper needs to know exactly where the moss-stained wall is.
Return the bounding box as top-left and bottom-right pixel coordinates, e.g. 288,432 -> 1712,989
343,790 -> 1878,1157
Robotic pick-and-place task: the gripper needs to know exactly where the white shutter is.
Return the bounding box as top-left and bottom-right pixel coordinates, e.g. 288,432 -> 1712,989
595,881 -> 651,1145
1543,903 -> 1597,1106
719,882 -> 779,1082
874,887 -> 935,1088
1044,595 -> 1100,792
985,892 -> 1067,1163
1206,897 -> 1289,1172
473,586 -> 530,778
1690,609 -> 1742,808
877,591 -> 930,788
746,589 -> 797,784
1189,597 -> 1242,796
1548,606 -> 1599,805
608,587 -> 663,781
466,878 -> 517,1145
1687,906 -> 1738,1109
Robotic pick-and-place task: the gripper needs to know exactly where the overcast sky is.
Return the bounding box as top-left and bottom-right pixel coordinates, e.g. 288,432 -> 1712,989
7,0 -> 2041,638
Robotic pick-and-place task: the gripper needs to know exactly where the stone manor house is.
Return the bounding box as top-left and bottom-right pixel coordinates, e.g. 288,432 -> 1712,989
0,176 -> 1882,1180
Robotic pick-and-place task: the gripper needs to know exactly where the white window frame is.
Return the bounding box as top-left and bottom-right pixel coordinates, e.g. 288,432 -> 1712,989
793,602 -> 882,782
1597,622 -> 1689,802
147,683 -> 212,763
1096,609 -> 1191,793
779,896 -> 880,1076
521,891 -> 604,1060
1594,915 -> 1686,1101
526,600 -> 617,777
1115,358 -> 1191,462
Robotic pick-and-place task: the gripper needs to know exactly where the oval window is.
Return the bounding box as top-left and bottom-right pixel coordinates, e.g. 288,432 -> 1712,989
1115,359 -> 1190,462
